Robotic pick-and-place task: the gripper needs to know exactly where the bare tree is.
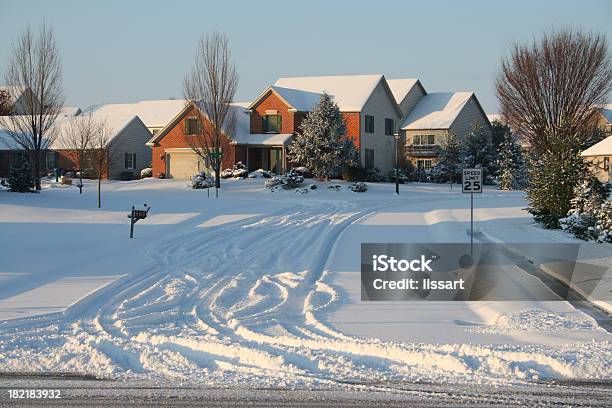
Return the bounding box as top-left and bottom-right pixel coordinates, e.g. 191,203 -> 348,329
183,32 -> 238,197
496,29 -> 612,155
62,114 -> 96,193
0,23 -> 64,190
90,119 -> 117,208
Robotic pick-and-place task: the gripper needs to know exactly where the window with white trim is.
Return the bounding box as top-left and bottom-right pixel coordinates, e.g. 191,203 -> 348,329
417,159 -> 433,170
125,153 -> 136,169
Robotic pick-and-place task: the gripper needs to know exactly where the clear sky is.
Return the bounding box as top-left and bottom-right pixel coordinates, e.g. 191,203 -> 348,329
1,0 -> 611,113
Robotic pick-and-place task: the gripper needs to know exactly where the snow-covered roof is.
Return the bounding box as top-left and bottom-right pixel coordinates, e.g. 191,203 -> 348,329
50,112 -> 142,149
487,114 -> 503,123
599,104 -> 612,123
93,99 -> 187,129
582,135 -> 612,157
400,92 -> 474,130
270,86 -> 323,112
386,79 -> 420,104
58,106 -> 81,118
273,74 -> 384,112
231,133 -> 292,146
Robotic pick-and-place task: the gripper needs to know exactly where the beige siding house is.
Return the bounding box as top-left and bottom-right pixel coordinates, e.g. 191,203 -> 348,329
595,104 -> 612,137
387,79 -> 427,118
581,135 -> 612,183
400,92 -> 490,169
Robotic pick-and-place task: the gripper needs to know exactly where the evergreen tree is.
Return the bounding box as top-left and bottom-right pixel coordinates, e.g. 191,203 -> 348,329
496,131 -> 528,190
437,132 -> 462,184
7,157 -> 35,192
490,120 -> 511,151
289,93 -> 357,179
460,124 -> 497,183
559,175 -> 610,239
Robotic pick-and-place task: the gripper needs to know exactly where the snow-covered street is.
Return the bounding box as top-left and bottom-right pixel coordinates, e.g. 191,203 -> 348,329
0,178 -> 610,388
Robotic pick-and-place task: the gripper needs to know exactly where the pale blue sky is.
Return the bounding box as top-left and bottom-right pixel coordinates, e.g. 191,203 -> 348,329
1,0 -> 611,113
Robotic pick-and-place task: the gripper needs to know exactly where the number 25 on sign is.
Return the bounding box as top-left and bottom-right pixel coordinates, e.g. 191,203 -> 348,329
462,168 -> 482,193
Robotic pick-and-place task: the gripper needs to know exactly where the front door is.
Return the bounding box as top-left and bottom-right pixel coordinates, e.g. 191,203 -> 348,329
269,148 -> 282,174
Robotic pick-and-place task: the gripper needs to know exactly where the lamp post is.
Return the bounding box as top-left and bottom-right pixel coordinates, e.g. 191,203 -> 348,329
393,132 -> 401,195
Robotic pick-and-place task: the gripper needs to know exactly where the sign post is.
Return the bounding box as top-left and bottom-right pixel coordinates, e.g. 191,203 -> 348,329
462,168 -> 482,254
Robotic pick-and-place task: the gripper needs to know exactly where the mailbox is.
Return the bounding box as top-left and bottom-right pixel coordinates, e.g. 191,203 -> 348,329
128,204 -> 150,238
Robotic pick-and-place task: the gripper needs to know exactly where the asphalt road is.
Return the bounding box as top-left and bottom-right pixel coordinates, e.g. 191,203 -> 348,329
0,374 -> 610,407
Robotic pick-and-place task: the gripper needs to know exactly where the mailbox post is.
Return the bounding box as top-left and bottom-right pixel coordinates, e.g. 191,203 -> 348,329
462,168 -> 482,254
128,204 -> 150,238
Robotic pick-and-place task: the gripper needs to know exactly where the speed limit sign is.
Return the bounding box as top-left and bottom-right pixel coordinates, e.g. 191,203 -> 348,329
462,168 -> 482,193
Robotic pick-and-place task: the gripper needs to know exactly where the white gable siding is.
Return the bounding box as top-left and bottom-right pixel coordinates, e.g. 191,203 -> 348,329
398,85 -> 426,119
108,118 -> 152,179
448,96 -> 490,139
360,81 -> 402,173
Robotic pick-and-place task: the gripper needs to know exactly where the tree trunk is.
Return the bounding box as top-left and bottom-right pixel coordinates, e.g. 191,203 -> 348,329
97,176 -> 102,208
32,150 -> 41,191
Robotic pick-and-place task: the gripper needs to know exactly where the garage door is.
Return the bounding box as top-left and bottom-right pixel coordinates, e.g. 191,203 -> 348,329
167,152 -> 209,179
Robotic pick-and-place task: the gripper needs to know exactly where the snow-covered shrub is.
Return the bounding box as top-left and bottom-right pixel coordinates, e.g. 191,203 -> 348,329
295,187 -> 309,194
560,177 -> 610,240
281,169 -> 304,189
264,176 -> 283,190
594,200 -> 612,243
348,182 -> 367,192
221,162 -> 248,179
232,168 -> 248,178
366,168 -> 386,182
428,165 -> 447,183
65,171 -> 75,178
248,169 -> 271,179
7,158 -> 34,192
191,172 -> 213,189
140,167 -> 153,178
388,169 -> 408,184
220,168 -> 234,179
292,167 -> 313,178
157,172 -> 165,179
413,167 -> 429,183
310,184 -> 317,190
327,184 -> 341,191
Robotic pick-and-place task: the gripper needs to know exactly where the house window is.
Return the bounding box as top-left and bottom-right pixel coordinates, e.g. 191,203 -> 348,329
605,157 -> 610,172
365,115 -> 374,133
262,114 -> 282,133
185,118 -> 201,135
365,148 -> 375,169
125,153 -> 136,170
417,159 -> 433,170
414,135 -> 435,145
46,151 -> 57,170
385,118 -> 394,135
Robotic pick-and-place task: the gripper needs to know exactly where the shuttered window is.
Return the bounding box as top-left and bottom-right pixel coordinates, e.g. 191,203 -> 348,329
262,115 -> 281,133
385,118 -> 394,135
125,153 -> 136,169
365,115 -> 374,133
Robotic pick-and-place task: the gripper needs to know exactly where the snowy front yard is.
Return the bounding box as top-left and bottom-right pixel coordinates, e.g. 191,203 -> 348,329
0,178 -> 610,387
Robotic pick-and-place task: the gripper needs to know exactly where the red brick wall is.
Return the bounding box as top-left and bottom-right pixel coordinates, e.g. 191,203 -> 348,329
56,149 -> 109,179
342,112 -> 361,149
250,91 -> 297,134
150,105 -> 235,177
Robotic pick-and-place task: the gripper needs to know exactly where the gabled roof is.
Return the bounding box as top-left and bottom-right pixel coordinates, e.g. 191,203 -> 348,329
146,101 -> 251,146
50,112 -> 146,149
582,135 -> 612,157
246,86 -> 323,112
273,74 -> 385,112
599,104 -> 612,123
92,99 -> 187,129
58,106 -> 82,118
400,92 -> 474,130
487,114 -> 503,123
386,79 -> 424,104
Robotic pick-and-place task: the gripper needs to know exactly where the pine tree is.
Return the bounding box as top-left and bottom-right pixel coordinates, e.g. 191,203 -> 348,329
559,175 -> 610,239
437,132 -> 462,184
7,157 -> 35,193
289,93 -> 357,180
496,131 -> 528,190
460,124 -> 497,183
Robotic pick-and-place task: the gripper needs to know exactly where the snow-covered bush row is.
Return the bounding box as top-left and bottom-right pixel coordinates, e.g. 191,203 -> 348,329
264,169 -> 304,191
191,172 -> 214,189
348,182 -> 367,193
221,162 -> 248,179
292,166 -> 312,178
559,177 -> 612,242
248,169 -> 271,179
140,167 -> 153,178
